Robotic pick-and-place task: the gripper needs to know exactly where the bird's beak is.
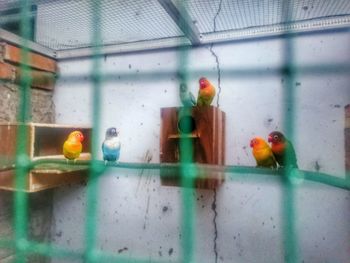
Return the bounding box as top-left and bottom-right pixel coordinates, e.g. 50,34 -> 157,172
268,135 -> 272,143
80,134 -> 84,142
250,141 -> 253,147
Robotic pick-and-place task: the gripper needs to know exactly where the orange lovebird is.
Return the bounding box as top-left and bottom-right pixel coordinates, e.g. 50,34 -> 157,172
63,131 -> 84,161
250,137 -> 277,168
196,77 -> 216,106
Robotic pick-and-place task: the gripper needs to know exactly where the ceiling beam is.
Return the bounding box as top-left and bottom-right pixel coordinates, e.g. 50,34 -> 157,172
0,28 -> 56,58
157,0 -> 201,46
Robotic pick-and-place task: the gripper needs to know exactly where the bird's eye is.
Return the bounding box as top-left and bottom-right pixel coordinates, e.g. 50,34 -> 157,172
274,135 -> 279,140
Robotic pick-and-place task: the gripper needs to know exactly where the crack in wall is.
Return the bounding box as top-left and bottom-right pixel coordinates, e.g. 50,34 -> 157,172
210,2 -> 222,259
212,189 -> 218,263
143,195 -> 151,230
209,0 -> 223,108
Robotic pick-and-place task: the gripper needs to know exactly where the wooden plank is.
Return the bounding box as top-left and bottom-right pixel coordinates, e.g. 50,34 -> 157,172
0,42 -> 57,73
0,169 -> 29,191
345,104 -> 350,118
161,167 -> 224,189
0,124 -> 32,166
28,122 -> 92,128
0,169 -> 88,192
32,153 -> 91,161
15,66 -> 56,90
29,170 -> 88,192
0,62 -> 15,81
346,153 -> 350,172
346,129 -> 350,150
346,104 -> 350,129
344,104 -> 350,129
168,133 -> 199,139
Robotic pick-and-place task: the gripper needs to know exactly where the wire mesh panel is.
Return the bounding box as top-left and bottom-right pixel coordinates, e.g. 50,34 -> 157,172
0,0 -> 349,263
186,0 -> 350,33
35,0 -> 185,50
1,0 -> 350,52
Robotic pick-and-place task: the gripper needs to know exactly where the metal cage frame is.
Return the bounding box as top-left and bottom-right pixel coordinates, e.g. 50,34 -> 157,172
0,0 -> 349,262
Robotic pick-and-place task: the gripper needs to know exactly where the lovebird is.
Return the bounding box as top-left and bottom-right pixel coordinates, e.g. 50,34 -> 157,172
250,137 -> 277,168
63,131 -> 84,161
268,131 -> 298,168
102,127 -> 121,163
180,83 -> 196,107
196,77 -> 216,106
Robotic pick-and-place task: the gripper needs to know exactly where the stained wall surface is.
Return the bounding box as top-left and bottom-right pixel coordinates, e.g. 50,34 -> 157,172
51,31 -> 350,262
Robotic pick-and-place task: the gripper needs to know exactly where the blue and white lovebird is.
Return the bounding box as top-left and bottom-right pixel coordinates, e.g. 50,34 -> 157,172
180,83 -> 196,107
102,127 -> 121,163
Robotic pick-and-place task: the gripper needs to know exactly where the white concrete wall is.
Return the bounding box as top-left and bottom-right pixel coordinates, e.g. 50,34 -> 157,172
50,31 -> 350,263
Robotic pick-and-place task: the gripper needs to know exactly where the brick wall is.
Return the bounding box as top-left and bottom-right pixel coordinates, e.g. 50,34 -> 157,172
0,41 -> 56,262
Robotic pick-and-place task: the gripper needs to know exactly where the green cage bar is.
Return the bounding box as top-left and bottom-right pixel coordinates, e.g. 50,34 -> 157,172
0,0 -> 348,262
84,1 -> 103,262
14,0 -> 33,262
280,1 -> 299,262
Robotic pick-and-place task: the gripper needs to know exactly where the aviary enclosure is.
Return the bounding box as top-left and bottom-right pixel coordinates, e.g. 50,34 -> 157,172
0,0 -> 349,262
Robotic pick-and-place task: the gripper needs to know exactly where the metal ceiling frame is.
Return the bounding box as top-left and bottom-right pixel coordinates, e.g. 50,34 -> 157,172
157,0 -> 202,45
56,36 -> 191,60
0,27 -> 56,58
0,1 -> 350,60
201,15 -> 350,44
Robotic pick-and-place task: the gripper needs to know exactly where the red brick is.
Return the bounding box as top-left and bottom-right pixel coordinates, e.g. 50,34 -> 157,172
0,62 -> 15,81
0,42 -> 57,73
15,67 -> 56,90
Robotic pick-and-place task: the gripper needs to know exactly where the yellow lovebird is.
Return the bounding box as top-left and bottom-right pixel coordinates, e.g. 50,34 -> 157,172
63,131 -> 84,161
196,77 -> 216,106
250,137 -> 277,168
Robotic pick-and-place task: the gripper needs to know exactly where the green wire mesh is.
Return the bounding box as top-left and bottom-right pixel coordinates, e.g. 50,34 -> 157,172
1,0 -> 350,50
0,0 -> 349,262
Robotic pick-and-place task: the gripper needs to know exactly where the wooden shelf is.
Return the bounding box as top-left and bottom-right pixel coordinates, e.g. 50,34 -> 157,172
0,123 -> 91,192
168,133 -> 200,139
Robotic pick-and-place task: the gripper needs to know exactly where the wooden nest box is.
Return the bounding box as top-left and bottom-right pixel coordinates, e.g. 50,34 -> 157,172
160,106 -> 225,189
0,123 -> 91,192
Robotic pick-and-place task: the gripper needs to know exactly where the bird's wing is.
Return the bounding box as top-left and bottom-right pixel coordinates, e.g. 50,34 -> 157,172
102,141 -> 106,154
